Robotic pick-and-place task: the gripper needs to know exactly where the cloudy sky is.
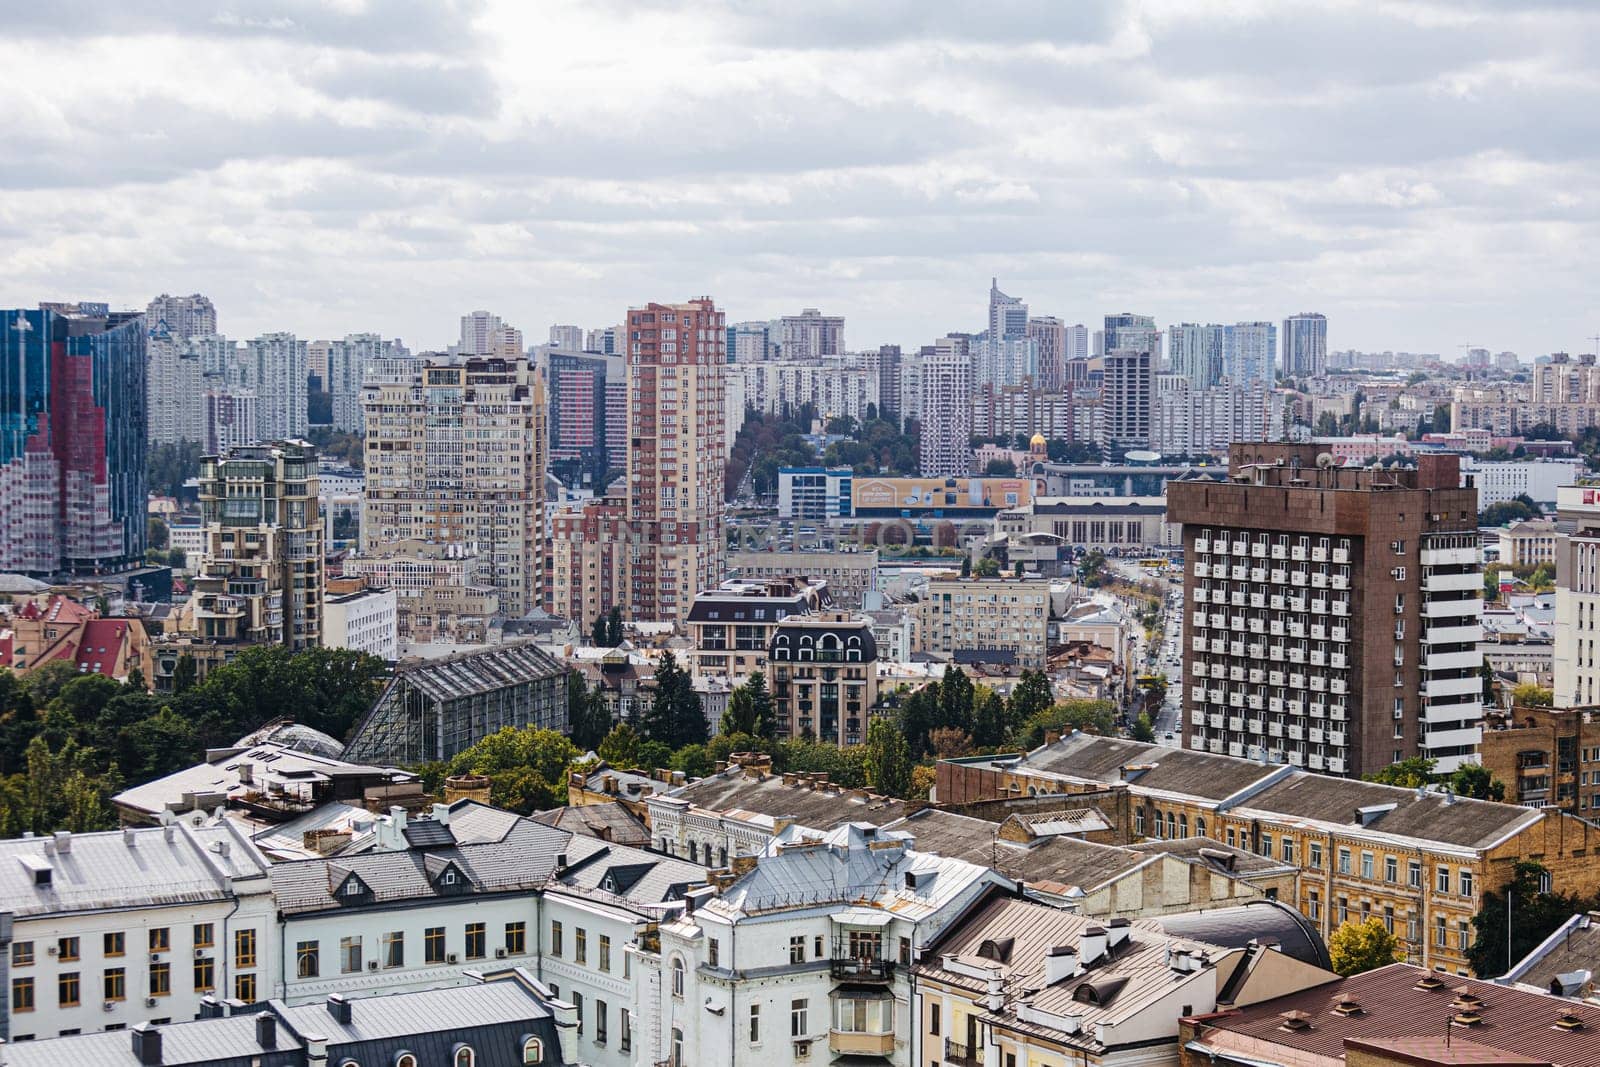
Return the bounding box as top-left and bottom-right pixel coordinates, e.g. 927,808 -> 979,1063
3,0 -> 1597,356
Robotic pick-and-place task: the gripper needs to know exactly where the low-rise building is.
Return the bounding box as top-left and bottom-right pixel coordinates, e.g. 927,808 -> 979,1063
914,576 -> 1051,668
767,611 -> 880,744
1500,517 -> 1560,567
342,540 -> 499,648
728,548 -> 878,608
0,819 -> 277,1043
1479,706 -> 1600,813
0,595 -> 151,683
997,496 -> 1179,552
634,821 -> 1012,1067
1180,962 -> 1600,1067
321,580 -> 398,660
937,732 -> 1600,975
686,577 -> 830,683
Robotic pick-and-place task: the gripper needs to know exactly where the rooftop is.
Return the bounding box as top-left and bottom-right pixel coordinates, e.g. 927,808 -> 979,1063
1187,963 -> 1600,1067
664,766 -> 912,833
113,741 -> 411,820
883,809 -> 1145,899
532,800 -> 650,848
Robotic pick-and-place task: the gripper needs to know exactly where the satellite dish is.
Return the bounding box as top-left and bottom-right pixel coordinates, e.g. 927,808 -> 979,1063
1126,450 -> 1160,463
1316,453 -> 1335,468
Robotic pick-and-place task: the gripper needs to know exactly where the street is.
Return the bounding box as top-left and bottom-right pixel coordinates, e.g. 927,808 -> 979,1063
1105,559 -> 1185,747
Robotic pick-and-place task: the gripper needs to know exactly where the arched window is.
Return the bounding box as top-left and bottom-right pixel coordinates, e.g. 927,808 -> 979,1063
671,956 -> 685,998
1179,814 -> 1188,837
453,1046 -> 476,1067
339,1060 -> 361,1067
671,1027 -> 684,1067
1196,817 -> 1207,838
718,846 -> 728,868
688,841 -> 698,863
520,1037 -> 544,1064
395,1055 -> 418,1067
1166,812 -> 1176,839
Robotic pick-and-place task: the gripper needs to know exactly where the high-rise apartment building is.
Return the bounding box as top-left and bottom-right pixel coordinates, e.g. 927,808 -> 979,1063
1555,486 -> 1600,707
1168,323 -> 1225,390
239,332 -> 308,442
989,278 -> 1029,341
585,324 -> 620,355
1281,313 -> 1328,379
1064,323 -> 1090,362
1222,321 -> 1277,389
726,320 -> 773,363
1028,316 -> 1066,391
1100,347 -> 1153,451
918,338 -> 974,477
146,339 -> 204,445
195,440 -> 324,650
361,356 -> 547,617
1167,445 -> 1483,777
623,297 -> 728,622
548,324 -> 585,351
0,305 -> 146,576
867,344 -> 902,422
145,293 -> 216,344
1104,313 -> 1159,364
547,350 -> 616,486
322,333 -> 404,433
458,310 -> 505,356
777,308 -> 844,360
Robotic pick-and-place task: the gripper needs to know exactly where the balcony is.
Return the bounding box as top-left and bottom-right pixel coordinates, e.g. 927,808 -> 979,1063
945,1039 -> 981,1067
830,956 -> 894,982
1252,542 -> 1269,558
1333,547 -> 1350,564
832,1031 -> 895,1056
1272,544 -> 1288,560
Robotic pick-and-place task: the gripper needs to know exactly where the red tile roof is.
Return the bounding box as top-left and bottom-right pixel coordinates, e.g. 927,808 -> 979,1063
74,620 -> 129,677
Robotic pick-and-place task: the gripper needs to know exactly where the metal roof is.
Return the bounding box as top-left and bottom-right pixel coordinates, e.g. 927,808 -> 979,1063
391,640 -> 566,703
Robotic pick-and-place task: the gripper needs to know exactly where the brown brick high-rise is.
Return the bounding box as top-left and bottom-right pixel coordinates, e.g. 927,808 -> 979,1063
1165,444 -> 1482,778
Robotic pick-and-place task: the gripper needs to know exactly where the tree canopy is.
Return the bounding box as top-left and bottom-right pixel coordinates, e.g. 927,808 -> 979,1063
1328,917 -> 1405,976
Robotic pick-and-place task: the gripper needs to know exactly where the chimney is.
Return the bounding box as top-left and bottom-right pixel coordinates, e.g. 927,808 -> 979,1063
53,830 -> 71,854
1045,730 -> 1062,746
131,1022 -> 163,1065
556,852 -> 568,871
326,993 -> 352,1025
1045,946 -> 1080,984
431,802 -> 451,825
124,827 -> 137,847
1080,926 -> 1108,967
256,1012 -> 278,1048
984,971 -> 1005,1012
305,1033 -> 328,1066
197,995 -> 223,1019
1107,918 -> 1131,950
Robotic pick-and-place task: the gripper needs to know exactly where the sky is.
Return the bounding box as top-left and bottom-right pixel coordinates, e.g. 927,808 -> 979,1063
2,0 -> 1598,357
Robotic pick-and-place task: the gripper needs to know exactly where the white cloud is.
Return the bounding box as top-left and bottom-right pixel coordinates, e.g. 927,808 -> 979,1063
0,0 -> 1596,353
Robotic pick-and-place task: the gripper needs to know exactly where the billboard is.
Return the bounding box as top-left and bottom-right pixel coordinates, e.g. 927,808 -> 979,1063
851,477 -> 1033,514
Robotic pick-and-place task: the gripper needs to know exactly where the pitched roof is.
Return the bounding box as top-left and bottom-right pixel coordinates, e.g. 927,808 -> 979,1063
1188,963 -> 1600,1067
883,809 -> 1149,897
532,801 -> 650,847
0,1013 -> 303,1067
665,767 -> 911,831
553,835 -> 705,913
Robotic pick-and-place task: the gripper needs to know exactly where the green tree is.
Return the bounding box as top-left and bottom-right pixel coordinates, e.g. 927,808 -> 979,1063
1009,670 -> 1055,723
970,690 -> 1010,749
1513,682 -> 1554,707
1470,862 -> 1581,978
1328,917 -> 1405,976
669,744 -> 712,779
938,665 -> 976,736
171,653 -> 198,695
1432,403 -> 1452,433
1079,549 -> 1108,588
147,516 -> 170,550
606,606 -> 623,647
591,615 -> 608,647
721,672 -> 774,739
1364,755 -> 1436,789
567,673 -> 612,752
640,651 -> 707,749
984,457 -> 1017,476
863,719 -> 912,797
1131,712 -> 1155,743
1010,700 -> 1118,750
1449,763 -> 1506,801
960,556 -> 972,578
974,557 -> 1001,578
114,706 -> 200,783
598,722 -> 642,768
1315,411 -> 1339,436
22,661 -> 86,706
444,726 -> 581,815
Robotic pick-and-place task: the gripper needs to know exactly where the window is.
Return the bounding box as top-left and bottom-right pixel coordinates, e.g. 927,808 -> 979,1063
596,999 -> 608,1045
236,973 -> 256,1002
900,936 -> 912,966
58,972 -> 80,1008
235,928 -> 257,968
397,1056 -> 418,1067
671,957 -> 685,998
814,934 -> 824,959
789,936 -> 804,964
384,931 -> 405,969
1408,860 -> 1422,889
103,932 -> 125,958
550,921 -> 563,957
425,927 -> 446,964
1385,856 -> 1398,883
1337,897 -> 1349,925
149,963 -> 170,997
1460,870 -> 1474,897
1408,914 -> 1420,942
1383,906 -> 1395,933
465,923 -> 486,960
193,923 -> 214,949
1135,808 -> 1146,835
750,1002 -> 761,1043
708,938 -> 720,968
505,922 -> 526,956
575,928 -> 587,965
193,957 -> 214,992
53,936 -> 79,962
598,934 -> 611,972
103,968 -> 125,1001
12,976 -> 33,1012
1196,817 -> 1207,837
454,1047 -> 475,1067
931,1002 -> 941,1035
671,1027 -> 683,1067
12,942 -> 33,967
1308,891 -> 1321,922
1261,834 -> 1273,858
1437,866 -> 1450,893
1458,920 -> 1471,950
573,992 -> 584,1034
834,997 -> 891,1034
147,928 -> 169,954
521,1037 -> 545,1063
1435,916 -> 1448,946
1309,842 -> 1323,869
341,936 -> 363,973
621,1010 -> 632,1052
1281,838 -> 1294,863
791,998 -> 809,1037
1360,852 -> 1374,880
297,941 -> 320,979
1337,848 -> 1351,874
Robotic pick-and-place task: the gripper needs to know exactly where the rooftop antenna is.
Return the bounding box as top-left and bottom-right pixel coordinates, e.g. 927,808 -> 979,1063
1589,334 -> 1600,361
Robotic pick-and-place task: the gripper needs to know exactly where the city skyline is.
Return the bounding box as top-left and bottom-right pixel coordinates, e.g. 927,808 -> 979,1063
3,2 -> 1598,355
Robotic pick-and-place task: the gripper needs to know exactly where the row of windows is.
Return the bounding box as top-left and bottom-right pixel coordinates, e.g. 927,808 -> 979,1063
12,964 -> 252,1011
295,923 -> 525,978
547,922 -> 614,973
11,925 -> 238,968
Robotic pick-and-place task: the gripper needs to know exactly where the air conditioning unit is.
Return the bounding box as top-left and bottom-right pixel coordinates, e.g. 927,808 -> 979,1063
447,953 -> 459,964
794,1038 -> 812,1060
368,961 -> 379,971
145,997 -> 158,1008
102,1001 -> 116,1012
495,948 -> 507,959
